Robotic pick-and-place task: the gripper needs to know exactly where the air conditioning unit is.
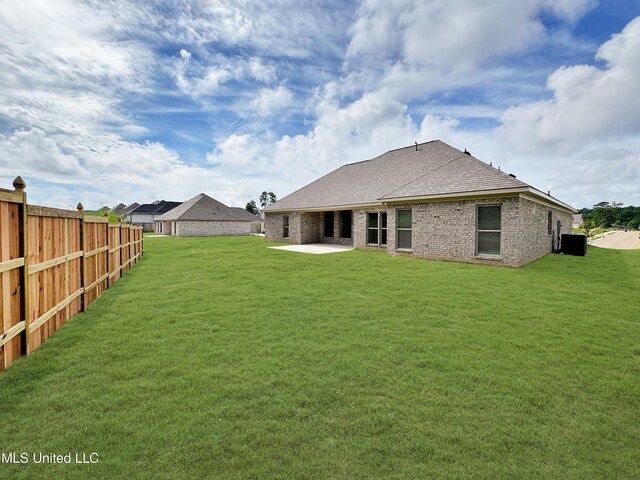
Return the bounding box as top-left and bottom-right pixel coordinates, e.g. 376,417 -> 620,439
561,234 -> 587,256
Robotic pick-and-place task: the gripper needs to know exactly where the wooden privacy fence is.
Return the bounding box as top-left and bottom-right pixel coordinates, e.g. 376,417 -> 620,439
0,177 -> 143,372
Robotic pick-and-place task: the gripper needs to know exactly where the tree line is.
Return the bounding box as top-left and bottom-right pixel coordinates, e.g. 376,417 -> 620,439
579,202 -> 640,230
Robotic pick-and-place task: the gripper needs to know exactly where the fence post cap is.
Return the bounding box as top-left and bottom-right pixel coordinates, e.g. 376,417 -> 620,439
76,202 -> 84,211
13,176 -> 26,191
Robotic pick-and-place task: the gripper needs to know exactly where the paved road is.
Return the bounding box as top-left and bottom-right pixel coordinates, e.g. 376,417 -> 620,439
591,231 -> 640,250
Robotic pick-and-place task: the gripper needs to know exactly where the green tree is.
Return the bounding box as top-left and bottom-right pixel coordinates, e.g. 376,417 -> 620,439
593,201 -> 615,227
245,200 -> 258,214
580,204 -> 640,230
259,191 -> 277,209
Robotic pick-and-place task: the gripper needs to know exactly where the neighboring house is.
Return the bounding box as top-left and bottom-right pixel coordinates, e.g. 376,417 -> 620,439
122,202 -> 140,222
572,214 -> 584,229
155,193 -> 262,236
263,140 -> 576,267
109,203 -> 126,216
129,200 -> 181,231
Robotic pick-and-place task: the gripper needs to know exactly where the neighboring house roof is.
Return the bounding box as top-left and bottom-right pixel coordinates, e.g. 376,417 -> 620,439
123,202 -> 140,214
264,140 -> 576,213
109,203 -> 126,215
156,193 -> 261,222
131,200 -> 181,216
230,207 -> 263,222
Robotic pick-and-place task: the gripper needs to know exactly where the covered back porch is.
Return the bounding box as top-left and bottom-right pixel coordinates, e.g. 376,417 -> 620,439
266,210 -> 354,245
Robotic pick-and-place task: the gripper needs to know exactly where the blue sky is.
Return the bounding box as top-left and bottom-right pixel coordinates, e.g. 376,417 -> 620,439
1,0 -> 639,209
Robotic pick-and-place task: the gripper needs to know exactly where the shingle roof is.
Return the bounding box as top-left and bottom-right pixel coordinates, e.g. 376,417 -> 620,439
230,207 -> 263,222
156,193 -> 261,222
264,140 -> 572,212
380,148 -> 528,199
131,200 -> 181,215
109,203 -> 126,215
123,202 -> 140,214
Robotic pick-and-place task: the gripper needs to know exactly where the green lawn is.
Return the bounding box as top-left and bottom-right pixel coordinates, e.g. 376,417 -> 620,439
1,236 -> 639,479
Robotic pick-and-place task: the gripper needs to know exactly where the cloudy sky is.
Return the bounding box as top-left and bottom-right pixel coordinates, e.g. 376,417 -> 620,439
1,0 -> 639,209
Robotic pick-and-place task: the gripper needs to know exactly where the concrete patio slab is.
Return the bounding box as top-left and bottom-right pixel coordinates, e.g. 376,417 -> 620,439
268,243 -> 355,254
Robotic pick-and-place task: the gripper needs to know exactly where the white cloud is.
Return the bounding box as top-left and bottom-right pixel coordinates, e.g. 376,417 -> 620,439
174,49 -> 234,99
185,1 -> 353,59
0,0 -> 153,94
499,16 -> 640,153
174,51 -> 279,100
249,58 -> 277,83
344,0 -> 597,103
250,86 -> 294,116
0,128 -> 83,176
347,0 -> 594,72
206,134 -> 268,167
543,0 -> 597,22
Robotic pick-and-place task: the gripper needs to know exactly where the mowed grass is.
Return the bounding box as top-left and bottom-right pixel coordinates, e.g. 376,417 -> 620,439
1,236 -> 639,479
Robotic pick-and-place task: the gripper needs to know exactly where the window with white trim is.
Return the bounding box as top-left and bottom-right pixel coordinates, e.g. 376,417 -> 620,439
283,215 -> 289,238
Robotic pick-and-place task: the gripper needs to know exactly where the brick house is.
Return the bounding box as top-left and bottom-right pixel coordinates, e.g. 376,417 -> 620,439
155,193 -> 262,236
263,140 -> 576,267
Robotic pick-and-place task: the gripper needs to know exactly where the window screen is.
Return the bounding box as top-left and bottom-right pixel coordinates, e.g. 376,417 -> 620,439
367,213 -> 378,244
397,209 -> 412,249
477,206 -> 501,255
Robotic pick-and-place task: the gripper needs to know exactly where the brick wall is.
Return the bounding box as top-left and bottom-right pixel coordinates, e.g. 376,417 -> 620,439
265,213 -> 290,242
265,212 -> 314,243
384,197 -> 522,266
175,220 -> 254,237
380,197 -> 572,267
517,197 -> 573,265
